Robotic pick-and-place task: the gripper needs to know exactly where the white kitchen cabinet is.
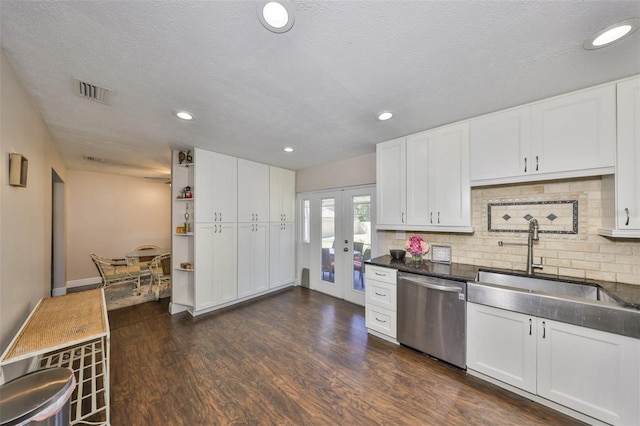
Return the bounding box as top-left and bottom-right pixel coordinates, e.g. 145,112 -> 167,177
238,159 -> 270,223
467,303 -> 640,426
470,106 -> 532,182
467,303 -> 537,393
537,319 -> 640,426
194,222 -> 238,312
470,84 -> 615,185
193,148 -> 237,223
237,222 -> 270,298
599,76 -> 640,238
269,221 -> 295,288
269,166 -> 295,222
376,137 -> 406,226
365,265 -> 397,342
376,125 -> 472,232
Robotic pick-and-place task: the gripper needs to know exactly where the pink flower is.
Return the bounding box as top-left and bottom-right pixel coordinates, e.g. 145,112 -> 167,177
405,235 -> 430,255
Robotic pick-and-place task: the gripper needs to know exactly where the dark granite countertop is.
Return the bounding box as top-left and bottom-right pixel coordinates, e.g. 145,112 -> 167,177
367,255 -> 640,311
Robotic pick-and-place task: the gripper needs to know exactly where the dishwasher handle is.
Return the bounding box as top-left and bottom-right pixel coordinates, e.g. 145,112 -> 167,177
400,276 -> 463,293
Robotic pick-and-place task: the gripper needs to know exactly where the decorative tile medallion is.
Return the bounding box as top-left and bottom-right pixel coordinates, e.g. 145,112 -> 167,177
488,200 -> 578,234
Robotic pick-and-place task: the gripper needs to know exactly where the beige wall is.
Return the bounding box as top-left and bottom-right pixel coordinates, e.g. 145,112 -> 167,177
380,177 -> 640,286
296,152 -> 375,193
67,170 -> 171,283
0,49 -> 67,357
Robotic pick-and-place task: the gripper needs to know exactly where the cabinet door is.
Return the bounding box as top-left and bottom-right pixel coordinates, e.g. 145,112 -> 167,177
427,122 -> 471,227
213,223 -> 238,305
269,222 -> 295,288
406,131 -> 430,226
194,149 -> 216,223
532,84 -> 615,174
376,138 -> 406,226
537,319 -> 640,425
616,77 -> 640,231
467,303 -> 537,394
194,223 -> 216,311
194,150 -> 237,223
470,106 -> 531,182
212,153 -> 237,222
269,167 -> 295,222
238,222 -> 270,298
238,159 -> 270,223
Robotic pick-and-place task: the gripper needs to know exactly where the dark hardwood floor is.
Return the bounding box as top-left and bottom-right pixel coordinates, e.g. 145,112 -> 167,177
108,287 -> 584,425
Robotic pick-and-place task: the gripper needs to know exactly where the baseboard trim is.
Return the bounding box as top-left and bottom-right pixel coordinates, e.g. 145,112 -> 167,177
67,277 -> 101,288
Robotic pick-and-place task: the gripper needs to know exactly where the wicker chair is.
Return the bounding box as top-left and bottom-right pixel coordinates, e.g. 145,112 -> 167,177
90,253 -> 143,293
127,244 -> 161,273
148,253 -> 171,301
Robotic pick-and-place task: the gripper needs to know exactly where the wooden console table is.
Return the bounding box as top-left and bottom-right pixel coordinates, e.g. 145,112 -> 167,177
0,289 -> 110,425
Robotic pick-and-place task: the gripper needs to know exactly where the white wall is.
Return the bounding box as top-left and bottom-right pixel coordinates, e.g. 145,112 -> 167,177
296,152 -> 375,193
0,49 -> 67,365
66,170 -> 171,284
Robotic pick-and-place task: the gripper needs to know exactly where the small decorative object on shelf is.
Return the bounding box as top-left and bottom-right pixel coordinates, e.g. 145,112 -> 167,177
184,203 -> 192,233
176,226 -> 185,234
186,150 -> 192,163
184,186 -> 193,198
178,151 -> 186,164
406,235 -> 430,265
180,262 -> 193,270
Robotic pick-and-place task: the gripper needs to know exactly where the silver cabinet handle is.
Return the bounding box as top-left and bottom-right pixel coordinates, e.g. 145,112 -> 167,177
375,317 -> 387,323
374,272 -> 386,276
375,292 -> 385,296
219,212 -> 222,221
430,212 -> 433,224
214,212 -> 217,221
542,321 -> 546,339
402,212 -> 405,223
535,155 -> 539,171
218,224 -> 222,233
437,211 -> 440,224
283,214 -> 286,221
214,225 -> 218,233
256,213 -> 259,221
524,157 -> 527,173
625,208 -> 630,226
529,318 -> 532,336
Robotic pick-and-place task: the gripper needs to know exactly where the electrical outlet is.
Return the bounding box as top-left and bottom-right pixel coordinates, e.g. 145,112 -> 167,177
395,231 -> 406,240
179,277 -> 186,285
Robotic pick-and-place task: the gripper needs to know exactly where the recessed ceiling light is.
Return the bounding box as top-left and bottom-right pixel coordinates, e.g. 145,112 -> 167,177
257,1 -> 294,33
377,111 -> 393,121
283,147 -> 294,153
175,111 -> 193,120
584,18 -> 640,50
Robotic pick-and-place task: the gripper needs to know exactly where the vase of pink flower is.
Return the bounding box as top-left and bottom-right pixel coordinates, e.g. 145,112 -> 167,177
405,235 -> 430,265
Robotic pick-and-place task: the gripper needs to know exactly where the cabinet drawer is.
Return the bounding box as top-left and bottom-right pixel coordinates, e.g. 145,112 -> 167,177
365,305 -> 397,338
366,265 -> 396,285
366,279 -> 397,311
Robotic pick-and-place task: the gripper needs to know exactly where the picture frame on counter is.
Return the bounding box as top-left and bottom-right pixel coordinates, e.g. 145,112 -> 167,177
431,245 -> 452,264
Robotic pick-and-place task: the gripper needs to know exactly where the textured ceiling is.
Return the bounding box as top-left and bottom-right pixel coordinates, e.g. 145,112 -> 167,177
1,1 -> 639,178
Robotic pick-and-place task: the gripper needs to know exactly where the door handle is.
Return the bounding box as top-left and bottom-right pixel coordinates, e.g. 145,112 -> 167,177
402,277 -> 462,293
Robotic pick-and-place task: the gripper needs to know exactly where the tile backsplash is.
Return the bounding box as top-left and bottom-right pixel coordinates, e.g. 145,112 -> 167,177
380,176 -> 640,285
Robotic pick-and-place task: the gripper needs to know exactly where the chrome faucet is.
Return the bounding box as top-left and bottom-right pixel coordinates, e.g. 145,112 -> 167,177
527,218 -> 543,275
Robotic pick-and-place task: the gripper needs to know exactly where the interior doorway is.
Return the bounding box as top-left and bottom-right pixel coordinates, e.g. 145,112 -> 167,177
51,170 -> 66,296
309,186 -> 375,305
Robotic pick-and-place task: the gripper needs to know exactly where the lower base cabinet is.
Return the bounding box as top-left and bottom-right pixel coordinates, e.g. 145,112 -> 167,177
365,266 -> 397,341
467,303 -> 640,425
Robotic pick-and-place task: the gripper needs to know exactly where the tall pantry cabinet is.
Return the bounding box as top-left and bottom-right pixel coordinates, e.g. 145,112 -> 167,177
171,149 -> 296,316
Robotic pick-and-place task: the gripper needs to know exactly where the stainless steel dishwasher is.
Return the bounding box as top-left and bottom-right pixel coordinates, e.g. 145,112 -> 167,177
397,272 -> 466,368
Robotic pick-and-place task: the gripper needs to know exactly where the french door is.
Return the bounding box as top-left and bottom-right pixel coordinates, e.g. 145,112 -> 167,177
310,186 -> 375,305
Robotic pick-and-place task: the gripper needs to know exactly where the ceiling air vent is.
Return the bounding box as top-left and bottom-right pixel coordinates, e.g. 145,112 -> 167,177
73,78 -> 111,104
83,155 -> 104,162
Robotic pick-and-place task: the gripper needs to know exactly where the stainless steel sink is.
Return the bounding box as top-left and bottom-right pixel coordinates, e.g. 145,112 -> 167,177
477,271 -> 599,301
468,271 -> 640,339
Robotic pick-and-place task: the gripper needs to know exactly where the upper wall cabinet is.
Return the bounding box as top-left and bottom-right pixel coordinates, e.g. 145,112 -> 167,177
194,148 -> 237,223
269,166 -> 295,222
237,159 -> 270,223
470,84 -> 616,186
377,123 -> 473,233
599,76 -> 640,238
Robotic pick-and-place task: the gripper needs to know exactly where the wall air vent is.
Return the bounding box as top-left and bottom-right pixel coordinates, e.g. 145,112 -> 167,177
73,78 -> 111,104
